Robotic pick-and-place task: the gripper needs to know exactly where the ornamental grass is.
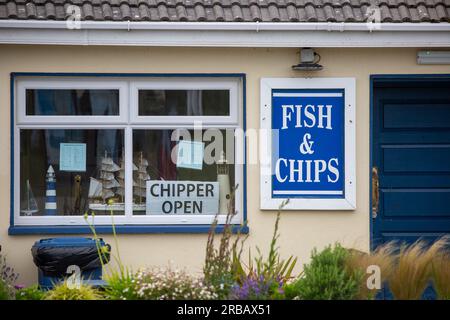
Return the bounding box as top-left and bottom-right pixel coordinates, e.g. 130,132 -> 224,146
431,251 -> 450,300
388,237 -> 449,300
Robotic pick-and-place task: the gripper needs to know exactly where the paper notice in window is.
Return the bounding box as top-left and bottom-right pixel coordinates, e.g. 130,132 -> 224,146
59,143 -> 86,172
176,140 -> 204,170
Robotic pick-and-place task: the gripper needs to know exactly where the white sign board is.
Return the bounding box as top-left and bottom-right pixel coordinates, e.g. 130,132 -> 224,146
146,180 -> 219,215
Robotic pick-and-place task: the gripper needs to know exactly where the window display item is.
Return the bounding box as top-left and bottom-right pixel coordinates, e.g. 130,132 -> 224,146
134,151 -> 151,211
217,151 -> 231,215
72,175 -> 82,215
88,151 -> 121,211
44,165 -> 56,216
21,179 -> 39,216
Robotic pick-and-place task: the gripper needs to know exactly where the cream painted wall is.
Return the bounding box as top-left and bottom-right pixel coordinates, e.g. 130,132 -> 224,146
1,45 -> 449,285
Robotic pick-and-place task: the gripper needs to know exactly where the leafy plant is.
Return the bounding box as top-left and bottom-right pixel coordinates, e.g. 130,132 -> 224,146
0,251 -> 19,300
15,285 -> 45,300
291,243 -> 363,300
44,280 -> 101,300
388,238 -> 448,300
203,186 -> 247,299
230,200 -> 297,300
245,200 -> 297,284
135,266 -> 217,300
103,268 -> 139,300
431,252 -> 450,300
0,279 -> 11,300
85,209 -> 139,300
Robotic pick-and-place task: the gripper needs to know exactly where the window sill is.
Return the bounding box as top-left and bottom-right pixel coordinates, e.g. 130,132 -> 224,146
8,224 -> 249,235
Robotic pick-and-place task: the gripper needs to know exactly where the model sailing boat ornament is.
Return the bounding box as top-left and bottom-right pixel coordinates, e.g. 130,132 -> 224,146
21,179 -> 39,216
88,150 -> 121,211
88,150 -> 150,212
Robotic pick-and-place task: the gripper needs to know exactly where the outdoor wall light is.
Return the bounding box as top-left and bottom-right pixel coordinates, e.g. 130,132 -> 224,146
417,51 -> 450,65
292,48 -> 323,71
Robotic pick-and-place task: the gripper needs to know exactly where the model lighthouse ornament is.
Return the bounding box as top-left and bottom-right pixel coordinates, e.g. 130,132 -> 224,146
217,151 -> 231,214
45,165 -> 57,215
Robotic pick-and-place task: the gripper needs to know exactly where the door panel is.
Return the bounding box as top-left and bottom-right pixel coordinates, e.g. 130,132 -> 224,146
372,77 -> 450,247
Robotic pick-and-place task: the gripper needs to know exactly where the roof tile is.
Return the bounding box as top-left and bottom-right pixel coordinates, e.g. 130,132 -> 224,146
0,0 -> 447,23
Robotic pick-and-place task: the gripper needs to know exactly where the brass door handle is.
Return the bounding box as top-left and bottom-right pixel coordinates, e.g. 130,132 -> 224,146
372,167 -> 379,218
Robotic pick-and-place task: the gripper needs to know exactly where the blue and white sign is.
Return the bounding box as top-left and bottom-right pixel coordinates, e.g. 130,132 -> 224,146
260,78 -> 356,210
272,89 -> 344,198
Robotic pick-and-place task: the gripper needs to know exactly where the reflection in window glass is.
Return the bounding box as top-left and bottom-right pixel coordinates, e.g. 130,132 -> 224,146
138,90 -> 229,116
20,129 -> 124,216
26,89 -> 120,116
132,129 -> 235,215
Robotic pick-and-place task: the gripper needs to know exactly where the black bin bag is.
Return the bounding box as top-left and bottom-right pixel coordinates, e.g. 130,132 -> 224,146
31,237 -> 110,277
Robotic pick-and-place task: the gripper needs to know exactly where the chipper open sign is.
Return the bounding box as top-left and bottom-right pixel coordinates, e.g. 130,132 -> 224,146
146,181 -> 219,215
271,89 -> 345,198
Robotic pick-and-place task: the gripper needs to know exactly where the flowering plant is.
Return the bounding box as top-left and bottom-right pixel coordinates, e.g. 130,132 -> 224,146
135,266 -> 217,300
229,275 -> 284,300
0,252 -> 19,300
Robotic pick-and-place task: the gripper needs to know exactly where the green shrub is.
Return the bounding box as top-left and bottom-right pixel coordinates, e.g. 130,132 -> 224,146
290,244 -> 363,300
15,285 -> 45,300
103,268 -> 139,300
44,281 -> 101,300
135,266 -> 217,300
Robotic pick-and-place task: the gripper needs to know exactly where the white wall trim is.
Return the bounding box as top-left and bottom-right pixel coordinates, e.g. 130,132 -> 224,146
0,21 -> 449,47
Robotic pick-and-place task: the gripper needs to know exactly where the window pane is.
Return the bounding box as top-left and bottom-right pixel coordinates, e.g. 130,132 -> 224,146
138,90 -> 229,116
26,89 -> 120,116
132,129 -> 235,215
20,129 -> 125,216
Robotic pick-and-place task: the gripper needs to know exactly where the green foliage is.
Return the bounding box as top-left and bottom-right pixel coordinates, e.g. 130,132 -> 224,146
44,281 -> 101,300
245,203 -> 297,283
0,278 -> 11,300
86,210 -> 139,300
0,252 -> 18,300
230,200 -> 297,300
15,285 -> 45,300
203,186 -> 246,299
103,268 -> 139,300
291,243 -> 363,300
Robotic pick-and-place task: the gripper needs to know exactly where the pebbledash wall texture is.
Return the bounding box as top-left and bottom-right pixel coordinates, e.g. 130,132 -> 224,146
0,45 -> 449,285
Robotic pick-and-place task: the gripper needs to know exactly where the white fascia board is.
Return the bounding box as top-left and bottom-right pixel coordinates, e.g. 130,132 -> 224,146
0,20 -> 449,47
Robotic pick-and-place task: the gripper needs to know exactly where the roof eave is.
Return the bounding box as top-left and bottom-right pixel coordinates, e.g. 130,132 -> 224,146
0,20 -> 449,47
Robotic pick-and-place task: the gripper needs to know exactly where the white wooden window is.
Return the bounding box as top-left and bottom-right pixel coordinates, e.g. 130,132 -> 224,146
14,76 -> 244,227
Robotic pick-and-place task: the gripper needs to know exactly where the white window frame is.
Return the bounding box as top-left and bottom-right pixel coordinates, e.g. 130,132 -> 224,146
130,78 -> 239,126
260,77 -> 356,211
14,76 -> 244,227
16,79 -> 129,125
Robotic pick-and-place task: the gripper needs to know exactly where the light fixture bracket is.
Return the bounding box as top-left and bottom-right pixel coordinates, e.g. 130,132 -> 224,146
292,48 -> 323,71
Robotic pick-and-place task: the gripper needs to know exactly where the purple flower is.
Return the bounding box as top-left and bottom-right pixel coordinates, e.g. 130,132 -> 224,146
229,275 -> 273,300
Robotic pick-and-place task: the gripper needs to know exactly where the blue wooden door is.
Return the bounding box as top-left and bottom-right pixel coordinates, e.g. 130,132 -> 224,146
372,76 -> 450,247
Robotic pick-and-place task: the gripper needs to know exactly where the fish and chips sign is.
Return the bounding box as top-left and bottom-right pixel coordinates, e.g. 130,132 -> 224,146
146,181 -> 219,215
260,78 -> 356,210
